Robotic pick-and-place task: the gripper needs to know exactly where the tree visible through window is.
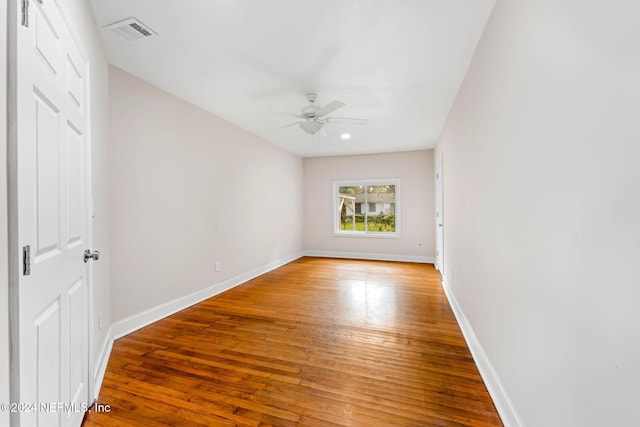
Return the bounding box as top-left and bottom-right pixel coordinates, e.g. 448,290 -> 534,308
335,180 -> 400,236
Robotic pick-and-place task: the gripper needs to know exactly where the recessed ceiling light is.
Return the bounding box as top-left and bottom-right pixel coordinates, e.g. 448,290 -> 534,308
341,133 -> 351,140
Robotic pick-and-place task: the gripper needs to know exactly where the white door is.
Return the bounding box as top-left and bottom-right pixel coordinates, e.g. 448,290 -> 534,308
16,0 -> 91,425
435,155 -> 444,274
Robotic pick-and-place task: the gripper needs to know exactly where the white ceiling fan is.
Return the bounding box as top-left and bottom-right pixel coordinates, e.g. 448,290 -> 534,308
274,93 -> 368,135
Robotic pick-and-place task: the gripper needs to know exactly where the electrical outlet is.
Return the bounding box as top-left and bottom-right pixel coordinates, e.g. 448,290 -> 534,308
215,261 -> 221,272
99,312 -> 103,330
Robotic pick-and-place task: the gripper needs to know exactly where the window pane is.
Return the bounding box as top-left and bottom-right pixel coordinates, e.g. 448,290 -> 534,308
366,185 -> 396,233
338,186 -> 364,231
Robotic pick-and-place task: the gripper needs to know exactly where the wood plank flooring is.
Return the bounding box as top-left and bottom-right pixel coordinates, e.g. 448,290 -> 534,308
83,257 -> 502,426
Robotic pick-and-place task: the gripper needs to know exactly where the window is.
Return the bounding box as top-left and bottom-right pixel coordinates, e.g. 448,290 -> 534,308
334,179 -> 400,237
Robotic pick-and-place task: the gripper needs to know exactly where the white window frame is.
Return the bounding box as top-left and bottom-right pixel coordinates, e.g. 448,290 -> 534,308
333,178 -> 401,238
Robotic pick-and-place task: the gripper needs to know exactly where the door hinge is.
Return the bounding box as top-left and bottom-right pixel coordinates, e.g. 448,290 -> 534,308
21,0 -> 29,27
23,245 -> 31,276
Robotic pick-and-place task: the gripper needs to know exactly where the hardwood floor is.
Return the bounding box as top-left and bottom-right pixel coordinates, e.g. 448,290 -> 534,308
83,257 -> 502,426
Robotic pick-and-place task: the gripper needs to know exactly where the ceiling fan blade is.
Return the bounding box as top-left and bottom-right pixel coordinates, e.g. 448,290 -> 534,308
318,100 -> 345,117
269,121 -> 303,132
325,117 -> 368,126
267,111 -> 303,118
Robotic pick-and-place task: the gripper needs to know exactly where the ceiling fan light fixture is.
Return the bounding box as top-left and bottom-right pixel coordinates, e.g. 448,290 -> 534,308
300,120 -> 324,135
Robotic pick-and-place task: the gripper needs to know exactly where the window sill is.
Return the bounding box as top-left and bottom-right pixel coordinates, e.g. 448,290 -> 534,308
333,232 -> 401,239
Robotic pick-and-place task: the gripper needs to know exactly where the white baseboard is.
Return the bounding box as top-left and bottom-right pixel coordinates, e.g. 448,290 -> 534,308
440,279 -> 524,427
92,327 -> 113,401
303,250 -> 434,264
112,252 -> 303,340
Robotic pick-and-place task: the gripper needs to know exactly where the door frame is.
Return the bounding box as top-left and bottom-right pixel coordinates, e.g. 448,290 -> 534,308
1,2 -> 11,426
7,0 -> 96,420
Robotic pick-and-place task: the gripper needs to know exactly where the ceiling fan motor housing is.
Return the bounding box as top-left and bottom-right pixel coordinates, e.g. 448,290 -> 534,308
301,105 -> 320,119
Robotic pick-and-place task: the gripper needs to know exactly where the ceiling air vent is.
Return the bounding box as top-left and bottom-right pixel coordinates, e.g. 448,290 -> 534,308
104,18 -> 157,41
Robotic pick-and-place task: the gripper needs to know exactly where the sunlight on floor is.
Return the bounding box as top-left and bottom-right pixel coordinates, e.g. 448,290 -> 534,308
341,280 -> 397,327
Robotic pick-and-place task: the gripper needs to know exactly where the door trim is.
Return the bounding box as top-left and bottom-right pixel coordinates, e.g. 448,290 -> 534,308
435,153 -> 444,275
1,2 -> 13,426
8,0 -> 22,421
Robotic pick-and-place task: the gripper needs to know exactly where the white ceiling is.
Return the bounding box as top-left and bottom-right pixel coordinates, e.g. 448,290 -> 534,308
89,0 -> 495,157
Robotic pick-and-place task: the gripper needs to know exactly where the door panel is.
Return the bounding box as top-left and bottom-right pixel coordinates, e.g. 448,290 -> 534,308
34,10 -> 61,76
66,55 -> 83,109
67,278 -> 87,422
34,90 -> 61,259
34,299 -> 62,426
66,125 -> 84,246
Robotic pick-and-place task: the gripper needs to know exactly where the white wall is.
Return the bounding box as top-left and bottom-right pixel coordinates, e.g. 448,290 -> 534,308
436,0 -> 640,425
303,150 -> 434,261
1,2 -> 10,425
108,66 -> 304,324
